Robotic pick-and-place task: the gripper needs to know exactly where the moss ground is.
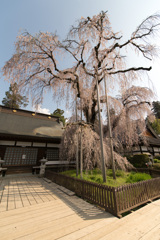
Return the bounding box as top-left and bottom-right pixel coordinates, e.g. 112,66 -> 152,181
61,169 -> 152,187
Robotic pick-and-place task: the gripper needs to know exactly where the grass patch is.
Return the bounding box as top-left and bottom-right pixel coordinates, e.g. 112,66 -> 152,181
126,172 -> 152,183
61,169 -> 152,187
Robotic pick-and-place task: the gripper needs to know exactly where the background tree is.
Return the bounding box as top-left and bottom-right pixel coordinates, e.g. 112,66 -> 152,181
152,101 -> 160,118
2,83 -> 28,109
148,101 -> 160,134
52,108 -> 66,126
2,11 -> 160,170
150,119 -> 160,135
104,86 -> 153,151
60,122 -> 134,171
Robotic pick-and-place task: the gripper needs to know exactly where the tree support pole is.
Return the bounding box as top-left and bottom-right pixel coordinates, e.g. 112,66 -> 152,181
104,76 -> 116,179
80,102 -> 83,179
96,76 -> 106,182
76,95 -> 79,177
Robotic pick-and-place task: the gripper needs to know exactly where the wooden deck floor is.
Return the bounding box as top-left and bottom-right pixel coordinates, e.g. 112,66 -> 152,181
0,174 -> 160,239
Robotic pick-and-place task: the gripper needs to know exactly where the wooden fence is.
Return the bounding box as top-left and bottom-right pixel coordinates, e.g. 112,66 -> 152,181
45,170 -> 160,217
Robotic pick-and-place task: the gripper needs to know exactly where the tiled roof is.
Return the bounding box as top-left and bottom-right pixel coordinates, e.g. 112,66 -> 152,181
0,106 -> 63,139
145,120 -> 160,146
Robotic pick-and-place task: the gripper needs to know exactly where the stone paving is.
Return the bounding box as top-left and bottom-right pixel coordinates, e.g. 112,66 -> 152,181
0,174 -> 159,239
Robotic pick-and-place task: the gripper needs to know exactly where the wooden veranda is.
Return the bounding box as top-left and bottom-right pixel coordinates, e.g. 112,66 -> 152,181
0,174 -> 159,239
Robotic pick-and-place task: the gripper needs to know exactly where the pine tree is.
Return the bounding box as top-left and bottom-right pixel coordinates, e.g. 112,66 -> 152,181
2,83 -> 28,109
52,108 -> 66,126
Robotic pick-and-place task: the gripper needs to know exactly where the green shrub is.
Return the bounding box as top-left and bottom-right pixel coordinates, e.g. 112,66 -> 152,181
153,163 -> 160,170
153,155 -> 160,160
153,159 -> 160,163
126,172 -> 151,183
130,154 -> 150,168
123,154 -> 133,162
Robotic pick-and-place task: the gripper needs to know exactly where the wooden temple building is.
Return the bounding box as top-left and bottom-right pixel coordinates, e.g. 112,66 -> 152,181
130,121 -> 160,156
1,104 -> 160,174
0,105 -> 63,174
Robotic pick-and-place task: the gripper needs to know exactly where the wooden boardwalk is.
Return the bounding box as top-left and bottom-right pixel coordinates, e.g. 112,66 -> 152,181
0,174 -> 159,239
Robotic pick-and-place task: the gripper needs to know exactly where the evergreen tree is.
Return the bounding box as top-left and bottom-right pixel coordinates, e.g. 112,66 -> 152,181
2,83 -> 28,109
52,108 -> 66,126
152,101 -> 160,119
150,119 -> 160,135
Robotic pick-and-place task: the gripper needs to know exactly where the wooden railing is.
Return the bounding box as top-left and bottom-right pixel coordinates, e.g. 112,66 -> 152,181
115,178 -> 160,215
45,170 -> 160,217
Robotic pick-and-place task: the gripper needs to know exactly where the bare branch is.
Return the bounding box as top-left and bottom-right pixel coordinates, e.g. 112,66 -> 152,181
108,66 -> 152,75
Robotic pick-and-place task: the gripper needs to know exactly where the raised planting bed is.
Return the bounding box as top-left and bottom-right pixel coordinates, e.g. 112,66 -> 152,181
45,169 -> 160,218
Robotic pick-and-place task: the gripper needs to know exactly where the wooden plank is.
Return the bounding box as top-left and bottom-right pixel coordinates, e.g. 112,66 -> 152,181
0,184 -> 9,212
23,180 -> 38,205
98,205 -> 160,240
21,216 -> 107,240
13,179 -> 23,209
0,208 -> 79,240
57,186 -> 75,196
49,218 -> 115,240
24,178 -> 49,203
7,181 -> 15,210
139,224 -> 160,240
0,203 -> 72,229
70,214 -> 118,240
6,214 -> 83,240
0,200 -> 63,221
25,178 -> 51,203
17,180 -> 30,207
32,181 -> 58,202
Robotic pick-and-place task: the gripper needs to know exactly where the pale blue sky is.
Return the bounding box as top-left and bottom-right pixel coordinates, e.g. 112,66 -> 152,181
1,0 -> 160,116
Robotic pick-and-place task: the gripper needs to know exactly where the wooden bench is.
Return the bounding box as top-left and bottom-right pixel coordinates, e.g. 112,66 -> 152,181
32,166 -> 40,174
